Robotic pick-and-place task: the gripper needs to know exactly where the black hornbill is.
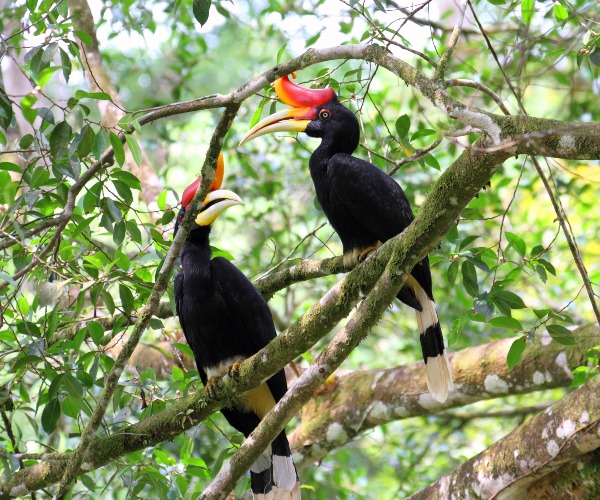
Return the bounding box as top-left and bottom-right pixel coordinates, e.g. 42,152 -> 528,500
174,154 -> 300,498
240,75 -> 453,403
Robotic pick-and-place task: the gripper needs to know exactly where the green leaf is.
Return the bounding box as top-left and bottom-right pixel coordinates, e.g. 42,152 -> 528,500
63,374 -> 83,400
59,47 -> 72,83
276,44 -> 287,64
423,154 -> 440,171
489,316 -> 523,330
446,260 -> 458,287
459,235 -> 480,251
448,312 -> 468,346
88,321 -> 104,345
76,125 -> 96,158
410,129 -> 436,141
507,337 -> 526,370
465,254 -> 490,274
474,292 -> 494,319
505,231 -> 526,257
553,4 -> 568,22
111,170 -> 141,190
250,105 -> 263,128
157,189 -> 168,211
461,261 -> 479,297
125,134 -> 142,167
41,42 -> 58,63
119,284 -> 135,313
521,0 -> 535,23
73,30 -> 93,46
113,220 -> 125,246
110,132 -> 125,166
41,397 -> 61,434
192,0 -> 211,26
547,324 -> 575,345
113,180 -> 133,205
395,114 -> 410,139
172,342 -> 194,358
492,290 -> 526,309
74,90 -> 112,101
50,121 -> 72,160
105,198 -> 122,222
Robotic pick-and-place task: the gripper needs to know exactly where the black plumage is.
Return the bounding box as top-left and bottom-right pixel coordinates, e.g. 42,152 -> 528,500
174,186 -> 299,498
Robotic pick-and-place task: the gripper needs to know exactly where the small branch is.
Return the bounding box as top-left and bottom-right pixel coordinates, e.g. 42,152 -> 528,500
439,403 -> 552,421
446,78 -> 511,115
389,137 -> 443,176
435,0 -> 469,81
409,376 -> 600,499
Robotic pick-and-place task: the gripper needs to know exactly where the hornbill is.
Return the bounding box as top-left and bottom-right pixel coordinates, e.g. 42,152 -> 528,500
174,154 -> 300,498
240,75 -> 453,403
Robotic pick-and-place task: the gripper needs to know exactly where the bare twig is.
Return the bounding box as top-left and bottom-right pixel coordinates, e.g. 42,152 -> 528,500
435,0 -> 469,81
445,78 -> 511,115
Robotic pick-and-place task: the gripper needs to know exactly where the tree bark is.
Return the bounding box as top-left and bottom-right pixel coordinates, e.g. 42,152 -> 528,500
410,375 -> 600,499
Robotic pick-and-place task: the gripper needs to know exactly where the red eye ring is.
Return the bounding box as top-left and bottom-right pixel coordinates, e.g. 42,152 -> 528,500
319,109 -> 331,119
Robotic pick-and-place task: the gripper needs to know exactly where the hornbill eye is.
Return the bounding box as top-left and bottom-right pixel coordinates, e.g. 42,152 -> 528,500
319,109 -> 331,119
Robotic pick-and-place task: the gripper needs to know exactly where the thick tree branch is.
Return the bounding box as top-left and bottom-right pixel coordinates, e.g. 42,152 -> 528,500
410,375 -> 600,499
290,325 -> 600,466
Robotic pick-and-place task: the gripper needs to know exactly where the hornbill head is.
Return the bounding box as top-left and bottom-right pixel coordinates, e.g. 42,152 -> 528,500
174,152 -> 243,235
239,73 -> 359,153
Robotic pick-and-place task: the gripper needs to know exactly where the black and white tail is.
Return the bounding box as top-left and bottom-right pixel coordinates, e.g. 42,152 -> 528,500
251,431 -> 301,499
412,281 -> 453,403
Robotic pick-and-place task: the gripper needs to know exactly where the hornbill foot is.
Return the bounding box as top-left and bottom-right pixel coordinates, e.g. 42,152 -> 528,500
314,373 -> 337,396
358,242 -> 382,262
228,361 -> 243,381
205,377 -> 222,399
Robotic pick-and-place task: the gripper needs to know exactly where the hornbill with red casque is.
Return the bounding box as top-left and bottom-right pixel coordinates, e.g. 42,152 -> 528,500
240,75 -> 453,402
174,153 -> 300,498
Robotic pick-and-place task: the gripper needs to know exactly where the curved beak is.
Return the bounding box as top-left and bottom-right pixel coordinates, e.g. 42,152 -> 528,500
195,189 -> 244,227
239,107 -> 315,145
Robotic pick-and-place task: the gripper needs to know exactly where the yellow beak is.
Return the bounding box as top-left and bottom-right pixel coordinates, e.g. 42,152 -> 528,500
239,107 -> 312,145
195,189 -> 244,226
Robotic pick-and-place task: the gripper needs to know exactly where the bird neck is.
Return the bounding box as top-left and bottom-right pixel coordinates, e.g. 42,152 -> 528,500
181,225 -> 213,280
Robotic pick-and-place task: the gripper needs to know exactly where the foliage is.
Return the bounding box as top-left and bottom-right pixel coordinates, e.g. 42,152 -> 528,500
0,0 -> 599,498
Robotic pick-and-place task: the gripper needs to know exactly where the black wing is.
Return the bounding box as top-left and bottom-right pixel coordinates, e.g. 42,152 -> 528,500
328,153 -> 415,242
329,153 -> 435,300
211,257 -> 289,403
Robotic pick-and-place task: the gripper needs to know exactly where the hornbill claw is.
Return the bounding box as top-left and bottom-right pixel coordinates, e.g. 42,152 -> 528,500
228,361 -> 242,380
205,376 -> 222,399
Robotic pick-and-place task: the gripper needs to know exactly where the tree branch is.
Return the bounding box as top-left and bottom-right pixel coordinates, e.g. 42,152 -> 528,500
435,0 -> 468,81
409,375 -> 600,499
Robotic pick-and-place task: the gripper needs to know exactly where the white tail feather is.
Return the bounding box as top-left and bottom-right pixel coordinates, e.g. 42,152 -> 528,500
273,455 -> 297,491
250,446 -> 272,474
426,351 -> 454,402
411,279 -> 454,402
